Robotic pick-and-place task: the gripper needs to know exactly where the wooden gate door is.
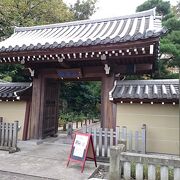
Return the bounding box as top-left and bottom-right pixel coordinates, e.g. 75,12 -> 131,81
42,79 -> 59,138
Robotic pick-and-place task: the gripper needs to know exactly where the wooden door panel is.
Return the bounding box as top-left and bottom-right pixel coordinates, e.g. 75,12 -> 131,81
42,79 -> 59,138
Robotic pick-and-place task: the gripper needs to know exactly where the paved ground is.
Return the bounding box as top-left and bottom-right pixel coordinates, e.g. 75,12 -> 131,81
0,134 -> 100,180
0,170 -> 54,180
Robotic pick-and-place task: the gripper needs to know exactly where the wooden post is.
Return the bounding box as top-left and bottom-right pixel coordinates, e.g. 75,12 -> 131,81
101,76 -> 116,129
23,100 -> 31,140
30,72 -> 45,139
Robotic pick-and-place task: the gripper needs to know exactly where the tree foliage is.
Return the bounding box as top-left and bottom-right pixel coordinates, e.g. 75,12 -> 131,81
70,0 -> 97,20
60,81 -> 101,119
136,0 -> 170,15
136,0 -> 180,79
0,0 -> 73,39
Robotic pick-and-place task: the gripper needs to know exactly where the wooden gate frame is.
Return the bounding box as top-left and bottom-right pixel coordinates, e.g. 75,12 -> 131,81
29,68 -> 117,139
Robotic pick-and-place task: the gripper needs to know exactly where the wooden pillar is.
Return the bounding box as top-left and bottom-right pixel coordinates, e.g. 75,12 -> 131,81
101,75 -> 116,129
29,72 -> 45,139
22,100 -> 31,140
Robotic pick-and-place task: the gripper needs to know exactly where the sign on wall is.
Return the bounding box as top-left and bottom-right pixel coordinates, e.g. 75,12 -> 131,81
67,133 -> 97,172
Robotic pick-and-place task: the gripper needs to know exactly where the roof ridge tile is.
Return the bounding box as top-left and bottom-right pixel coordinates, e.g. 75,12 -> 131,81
15,8 -> 156,32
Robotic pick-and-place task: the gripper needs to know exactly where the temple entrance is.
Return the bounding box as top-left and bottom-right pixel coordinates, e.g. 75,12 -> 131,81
42,76 -> 101,139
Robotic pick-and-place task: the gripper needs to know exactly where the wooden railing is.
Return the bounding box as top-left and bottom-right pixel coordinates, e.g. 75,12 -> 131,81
83,125 -> 146,158
109,144 -> 180,180
0,117 -> 19,153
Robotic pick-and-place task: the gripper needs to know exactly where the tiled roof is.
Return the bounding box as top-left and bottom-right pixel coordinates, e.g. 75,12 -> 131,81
0,8 -> 166,53
111,79 -> 179,102
0,82 -> 31,100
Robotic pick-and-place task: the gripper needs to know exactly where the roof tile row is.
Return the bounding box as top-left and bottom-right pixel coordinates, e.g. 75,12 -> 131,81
0,8 -> 166,53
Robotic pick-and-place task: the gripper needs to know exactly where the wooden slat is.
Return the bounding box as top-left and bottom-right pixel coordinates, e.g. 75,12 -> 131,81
128,131 -> 133,152
12,121 -> 18,148
135,131 -> 139,152
110,128 -> 113,147
141,125 -> 146,154
99,128 -> 102,157
1,122 -> 5,146
93,128 -> 97,154
104,128 -> 108,157
82,126 -> 86,133
0,118 -> 2,144
115,126 -> 120,145
88,127 -> 92,134
5,123 -> 8,147
122,126 -> 127,140
8,123 -> 13,147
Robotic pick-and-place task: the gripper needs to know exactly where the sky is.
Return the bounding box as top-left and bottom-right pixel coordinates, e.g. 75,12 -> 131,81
64,0 -> 178,19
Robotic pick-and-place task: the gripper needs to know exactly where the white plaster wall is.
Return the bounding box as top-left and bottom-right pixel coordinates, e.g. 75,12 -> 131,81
0,101 -> 26,140
116,103 -> 179,155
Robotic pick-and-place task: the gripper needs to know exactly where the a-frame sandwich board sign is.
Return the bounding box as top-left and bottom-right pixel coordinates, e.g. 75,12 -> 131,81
67,132 -> 97,173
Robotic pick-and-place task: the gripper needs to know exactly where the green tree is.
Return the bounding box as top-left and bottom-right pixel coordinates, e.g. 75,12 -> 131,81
172,1 -> 180,18
136,0 -> 180,79
60,81 -> 100,119
70,0 -> 97,20
136,0 -> 170,15
0,0 -> 73,40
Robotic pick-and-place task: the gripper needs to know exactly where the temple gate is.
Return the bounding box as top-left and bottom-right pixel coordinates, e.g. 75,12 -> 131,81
0,8 -> 166,139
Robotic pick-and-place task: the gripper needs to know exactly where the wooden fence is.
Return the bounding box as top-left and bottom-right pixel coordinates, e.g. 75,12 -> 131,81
82,125 -> 146,158
109,144 -> 180,180
0,117 -> 19,153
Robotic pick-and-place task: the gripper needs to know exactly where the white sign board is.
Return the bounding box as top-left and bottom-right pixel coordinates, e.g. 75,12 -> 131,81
73,134 -> 88,158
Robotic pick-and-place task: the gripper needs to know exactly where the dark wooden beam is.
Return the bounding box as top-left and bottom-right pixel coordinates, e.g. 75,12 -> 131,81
0,38 -> 159,58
